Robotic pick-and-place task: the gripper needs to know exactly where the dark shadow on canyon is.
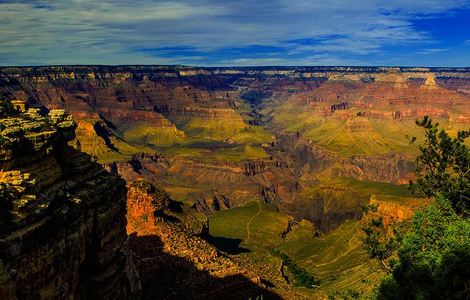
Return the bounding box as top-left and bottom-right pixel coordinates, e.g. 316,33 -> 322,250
93,122 -> 119,152
128,234 -> 280,300
206,235 -> 250,255
167,199 -> 184,213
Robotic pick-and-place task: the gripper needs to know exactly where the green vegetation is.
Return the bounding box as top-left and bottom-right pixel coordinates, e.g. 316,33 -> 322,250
209,201 -> 292,249
213,144 -> 269,161
361,204 -> 398,271
162,144 -> 269,162
270,98 -> 466,157
300,117 -> 415,156
273,249 -> 316,288
209,202 -> 383,295
208,117 -> 469,298
328,288 -> 362,300
71,106 -> 274,164
123,122 -> 186,147
279,220 -> 383,294
118,111 -> 273,162
163,185 -> 205,206
377,200 -> 470,299
71,119 -> 154,163
362,117 -> 470,299
230,126 -> 274,144
322,177 -> 413,199
181,109 -> 248,140
410,116 -> 469,215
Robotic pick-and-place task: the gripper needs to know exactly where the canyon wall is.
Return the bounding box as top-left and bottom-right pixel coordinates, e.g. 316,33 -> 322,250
0,104 -> 140,299
1,65 -> 468,231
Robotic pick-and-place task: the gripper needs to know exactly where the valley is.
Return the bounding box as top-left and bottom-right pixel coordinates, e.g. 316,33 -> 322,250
1,65 -> 469,298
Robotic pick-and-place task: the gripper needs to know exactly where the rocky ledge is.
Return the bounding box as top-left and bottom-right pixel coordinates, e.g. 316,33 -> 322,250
0,101 -> 140,299
126,179 -> 308,299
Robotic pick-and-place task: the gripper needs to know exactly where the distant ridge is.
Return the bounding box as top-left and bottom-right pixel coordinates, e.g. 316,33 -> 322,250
1,65 -> 470,73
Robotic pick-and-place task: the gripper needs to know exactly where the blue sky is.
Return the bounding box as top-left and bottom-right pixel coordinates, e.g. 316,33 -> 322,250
0,0 -> 469,66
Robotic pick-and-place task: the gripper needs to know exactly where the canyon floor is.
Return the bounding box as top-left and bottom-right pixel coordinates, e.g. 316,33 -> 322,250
1,65 -> 469,298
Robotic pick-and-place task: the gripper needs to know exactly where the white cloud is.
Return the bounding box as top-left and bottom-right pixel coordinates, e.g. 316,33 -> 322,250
218,55 -> 367,67
0,0 -> 469,65
416,48 -> 449,54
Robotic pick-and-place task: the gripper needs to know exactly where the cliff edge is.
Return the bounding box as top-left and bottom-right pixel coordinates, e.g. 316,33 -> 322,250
0,100 -> 141,299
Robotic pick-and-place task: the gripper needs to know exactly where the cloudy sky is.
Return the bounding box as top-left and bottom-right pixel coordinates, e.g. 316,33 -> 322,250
0,0 -> 469,66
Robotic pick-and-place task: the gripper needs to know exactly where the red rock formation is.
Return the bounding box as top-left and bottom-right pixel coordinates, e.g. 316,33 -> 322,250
367,196 -> 431,228
126,179 -> 171,235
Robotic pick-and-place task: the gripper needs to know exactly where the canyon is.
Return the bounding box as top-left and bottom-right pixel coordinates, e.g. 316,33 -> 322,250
1,66 -> 468,225
0,65 -> 469,298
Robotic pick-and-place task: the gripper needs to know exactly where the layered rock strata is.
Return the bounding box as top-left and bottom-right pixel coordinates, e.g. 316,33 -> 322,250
1,65 -> 468,234
0,102 -> 140,299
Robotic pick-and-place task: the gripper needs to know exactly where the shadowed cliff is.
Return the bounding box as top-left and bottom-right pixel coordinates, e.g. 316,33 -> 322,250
129,234 -> 281,300
0,102 -> 141,299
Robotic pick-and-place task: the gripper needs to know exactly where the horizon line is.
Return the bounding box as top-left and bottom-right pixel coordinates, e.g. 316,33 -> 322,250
1,64 -> 470,69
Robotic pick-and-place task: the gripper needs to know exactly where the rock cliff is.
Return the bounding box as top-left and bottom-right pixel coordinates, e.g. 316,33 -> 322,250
0,101 -> 140,299
125,179 -> 306,299
367,195 -> 431,228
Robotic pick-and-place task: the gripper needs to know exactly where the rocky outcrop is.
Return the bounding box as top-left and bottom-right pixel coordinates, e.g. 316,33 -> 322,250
330,101 -> 351,113
193,192 -> 232,215
369,197 -> 414,228
0,102 -> 140,299
271,132 -> 414,184
126,179 -> 171,235
2,66 -> 468,128
125,179 -> 303,299
365,196 -> 431,231
337,154 -> 414,184
244,160 -> 287,176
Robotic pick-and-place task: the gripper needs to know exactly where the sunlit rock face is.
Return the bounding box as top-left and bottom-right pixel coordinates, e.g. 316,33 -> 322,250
0,103 -> 141,299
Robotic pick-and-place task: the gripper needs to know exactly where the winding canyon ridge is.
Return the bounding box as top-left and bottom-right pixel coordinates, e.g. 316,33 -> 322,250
1,66 -> 469,299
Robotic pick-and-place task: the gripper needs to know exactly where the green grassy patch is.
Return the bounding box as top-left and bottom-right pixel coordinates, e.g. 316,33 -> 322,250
209,201 -> 292,250
181,109 -> 248,140
209,201 -> 383,295
270,99 -> 455,157
278,220 -> 384,294
321,177 -> 413,198
162,144 -> 269,162
71,119 -> 154,163
122,122 -> 186,147
230,126 -> 274,144
273,249 -> 317,288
